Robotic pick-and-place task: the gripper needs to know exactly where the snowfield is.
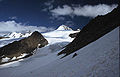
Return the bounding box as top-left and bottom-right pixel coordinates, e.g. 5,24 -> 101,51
0,25 -> 78,66
0,27 -> 119,77
43,30 -> 79,44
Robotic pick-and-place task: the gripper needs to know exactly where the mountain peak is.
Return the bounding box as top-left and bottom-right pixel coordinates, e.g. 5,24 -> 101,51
56,25 -> 73,30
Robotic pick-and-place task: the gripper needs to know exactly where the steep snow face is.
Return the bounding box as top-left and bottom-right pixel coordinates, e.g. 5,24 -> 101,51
0,27 -> 119,77
56,25 -> 73,31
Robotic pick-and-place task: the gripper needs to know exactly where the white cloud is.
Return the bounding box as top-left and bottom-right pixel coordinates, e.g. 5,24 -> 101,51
50,4 -> 117,17
51,5 -> 73,16
44,0 -> 54,6
73,4 -> 117,17
0,21 -> 54,32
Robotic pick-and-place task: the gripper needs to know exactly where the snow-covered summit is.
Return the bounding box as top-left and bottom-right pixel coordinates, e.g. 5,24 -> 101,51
56,25 -> 73,31
43,28 -> 79,44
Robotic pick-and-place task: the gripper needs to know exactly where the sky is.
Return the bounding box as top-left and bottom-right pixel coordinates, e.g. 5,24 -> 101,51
0,0 -> 119,32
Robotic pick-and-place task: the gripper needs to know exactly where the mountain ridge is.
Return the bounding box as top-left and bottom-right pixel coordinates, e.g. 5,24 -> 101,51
0,31 -> 48,64
58,5 -> 120,57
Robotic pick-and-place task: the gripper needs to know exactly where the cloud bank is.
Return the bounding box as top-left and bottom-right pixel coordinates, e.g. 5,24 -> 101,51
51,5 -> 73,16
0,21 -> 54,32
50,4 -> 117,17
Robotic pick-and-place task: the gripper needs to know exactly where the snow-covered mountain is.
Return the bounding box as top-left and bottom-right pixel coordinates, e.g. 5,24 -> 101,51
0,5 -> 119,77
0,25 -> 79,46
0,25 -> 79,64
0,6 -> 119,76
56,25 -> 73,31
43,29 -> 79,44
58,6 -> 120,57
5,31 -> 32,38
0,25 -> 76,40
0,17 -> 119,77
0,31 -> 48,64
0,26 -> 119,77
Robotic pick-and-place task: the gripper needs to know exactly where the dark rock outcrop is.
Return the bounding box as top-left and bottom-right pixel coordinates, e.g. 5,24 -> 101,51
0,37 -> 9,39
72,53 -> 77,58
69,32 -> 79,38
58,6 -> 120,58
0,31 -> 48,64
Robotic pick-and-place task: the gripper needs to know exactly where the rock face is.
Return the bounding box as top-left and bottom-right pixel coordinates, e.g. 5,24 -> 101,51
0,37 -> 9,39
69,32 -> 79,38
58,6 -> 120,57
0,31 -> 48,64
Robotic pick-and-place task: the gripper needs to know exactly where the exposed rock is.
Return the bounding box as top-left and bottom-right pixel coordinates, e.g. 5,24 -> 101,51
0,37 -> 9,39
58,6 -> 120,57
0,31 -> 48,64
72,53 -> 77,58
69,32 -> 79,38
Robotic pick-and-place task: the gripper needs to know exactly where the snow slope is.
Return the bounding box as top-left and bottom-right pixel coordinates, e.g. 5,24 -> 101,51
0,26 -> 119,77
43,30 -> 79,44
0,25 -> 78,65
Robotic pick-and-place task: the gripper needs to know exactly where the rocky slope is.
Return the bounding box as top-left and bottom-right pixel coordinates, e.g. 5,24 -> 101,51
58,5 -> 120,57
0,31 -> 48,64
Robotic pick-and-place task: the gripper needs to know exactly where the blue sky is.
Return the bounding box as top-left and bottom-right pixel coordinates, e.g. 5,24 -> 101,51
0,0 -> 118,32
